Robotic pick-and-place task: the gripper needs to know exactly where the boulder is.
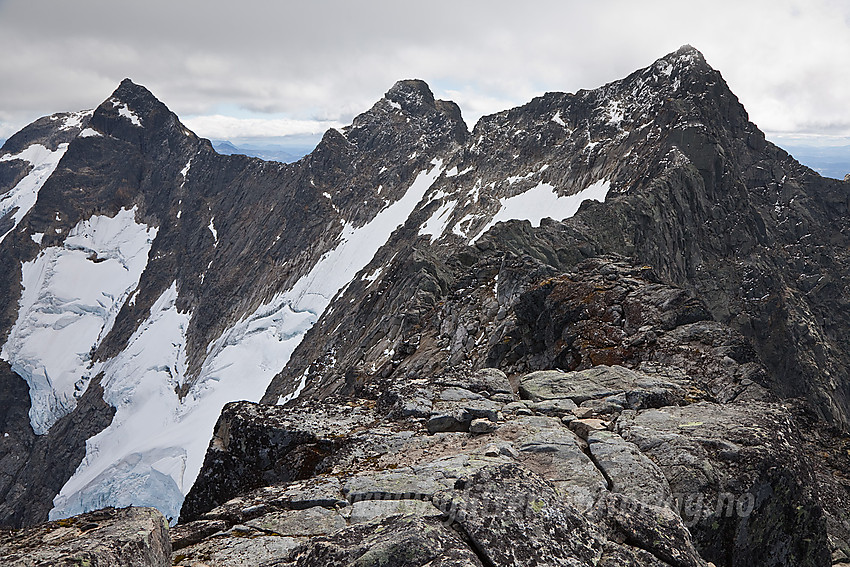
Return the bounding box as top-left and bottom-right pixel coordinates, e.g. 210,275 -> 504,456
439,368 -> 514,396
174,531 -> 303,567
502,416 -> 607,509
432,463 -> 605,566
617,402 -> 830,566
519,365 -> 685,409
349,499 -> 440,524
587,430 -> 672,508
244,506 -> 348,536
592,492 -> 707,567
0,507 -> 170,567
286,515 -> 485,566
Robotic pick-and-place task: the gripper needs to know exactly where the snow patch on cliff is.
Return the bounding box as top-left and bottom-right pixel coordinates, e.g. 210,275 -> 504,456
111,98 -> 142,127
0,143 -> 69,244
470,179 -> 609,243
419,200 -> 457,242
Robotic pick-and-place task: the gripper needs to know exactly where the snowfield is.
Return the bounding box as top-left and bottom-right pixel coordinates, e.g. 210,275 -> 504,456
1,207 -> 157,434
470,179 -> 610,242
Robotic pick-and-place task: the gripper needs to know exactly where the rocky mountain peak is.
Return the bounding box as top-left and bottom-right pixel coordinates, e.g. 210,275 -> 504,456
639,45 -> 714,87
385,78 -> 438,111
344,79 -> 468,151
87,78 -> 195,146
0,111 -> 91,156
111,78 -> 164,114
668,44 -> 708,65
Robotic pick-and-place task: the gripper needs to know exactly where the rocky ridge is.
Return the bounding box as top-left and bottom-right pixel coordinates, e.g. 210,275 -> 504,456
175,257 -> 838,566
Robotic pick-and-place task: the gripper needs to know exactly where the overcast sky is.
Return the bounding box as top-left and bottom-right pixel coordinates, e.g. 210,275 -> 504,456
1,0 -> 849,148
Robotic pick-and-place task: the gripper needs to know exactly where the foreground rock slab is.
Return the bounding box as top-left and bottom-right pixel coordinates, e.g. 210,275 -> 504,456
0,507 -> 171,566
286,515 -> 484,567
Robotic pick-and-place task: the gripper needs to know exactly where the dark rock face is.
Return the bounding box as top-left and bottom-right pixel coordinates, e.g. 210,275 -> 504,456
0,506 -> 171,566
0,371 -> 114,528
180,402 -> 375,522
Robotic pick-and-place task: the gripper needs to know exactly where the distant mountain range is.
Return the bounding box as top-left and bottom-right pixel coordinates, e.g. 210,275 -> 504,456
778,144 -> 850,179
210,139 -> 316,163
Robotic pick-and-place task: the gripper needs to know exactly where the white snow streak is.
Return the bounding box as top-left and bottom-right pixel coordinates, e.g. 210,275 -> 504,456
208,217 -> 218,247
57,110 -> 93,131
180,158 -> 192,188
452,213 -> 478,238
445,166 -> 475,178
607,101 -> 625,125
551,111 -> 567,126
363,266 -> 383,283
111,98 -> 142,127
0,143 -> 69,245
418,200 -> 457,242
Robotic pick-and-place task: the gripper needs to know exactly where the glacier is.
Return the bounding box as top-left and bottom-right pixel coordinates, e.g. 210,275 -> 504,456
49,160 -> 445,523
49,282 -> 191,522
1,207 -> 158,434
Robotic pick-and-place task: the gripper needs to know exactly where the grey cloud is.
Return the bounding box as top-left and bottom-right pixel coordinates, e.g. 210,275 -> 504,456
1,0 -> 849,142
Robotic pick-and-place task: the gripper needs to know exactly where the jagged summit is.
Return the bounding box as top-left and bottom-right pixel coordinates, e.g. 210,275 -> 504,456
669,43 -> 707,63
111,78 -> 168,109
85,78 -> 199,148
117,77 -> 143,91
342,78 -> 467,157
384,79 -> 467,134
385,78 -> 438,110
101,78 -> 160,121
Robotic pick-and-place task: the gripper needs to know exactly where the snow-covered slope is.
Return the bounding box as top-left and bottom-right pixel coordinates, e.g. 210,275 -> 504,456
47,159 -> 445,523
1,207 -> 157,434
